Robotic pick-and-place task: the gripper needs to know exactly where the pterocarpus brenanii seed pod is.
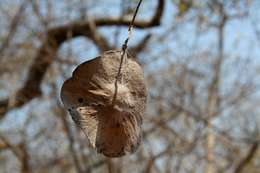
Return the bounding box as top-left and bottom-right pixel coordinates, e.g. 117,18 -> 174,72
60,50 -> 147,157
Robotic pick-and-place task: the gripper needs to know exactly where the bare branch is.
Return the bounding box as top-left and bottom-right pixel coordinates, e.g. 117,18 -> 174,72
0,133 -> 21,159
0,0 -> 165,118
0,0 -> 27,59
129,33 -> 152,57
87,17 -> 111,51
233,142 -> 259,173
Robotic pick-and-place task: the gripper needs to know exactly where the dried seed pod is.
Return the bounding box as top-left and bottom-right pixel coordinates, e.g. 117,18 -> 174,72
60,50 -> 147,157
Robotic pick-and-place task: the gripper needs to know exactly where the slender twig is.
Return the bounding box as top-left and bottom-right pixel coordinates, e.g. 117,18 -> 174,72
112,0 -> 143,105
0,0 -> 27,59
233,142 -> 259,173
0,0 -> 164,118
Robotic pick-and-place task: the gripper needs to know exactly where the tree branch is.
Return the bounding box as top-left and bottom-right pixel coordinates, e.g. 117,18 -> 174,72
129,33 -> 152,58
233,142 -> 259,173
0,0 -> 27,59
0,0 -> 165,118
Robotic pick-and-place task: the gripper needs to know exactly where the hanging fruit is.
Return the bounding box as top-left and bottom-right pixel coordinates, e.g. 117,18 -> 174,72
60,50 -> 147,157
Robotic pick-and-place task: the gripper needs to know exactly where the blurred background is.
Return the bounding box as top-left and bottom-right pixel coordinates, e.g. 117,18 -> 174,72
0,0 -> 259,172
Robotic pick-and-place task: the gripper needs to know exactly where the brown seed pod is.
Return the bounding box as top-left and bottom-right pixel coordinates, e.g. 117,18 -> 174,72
60,50 -> 147,157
